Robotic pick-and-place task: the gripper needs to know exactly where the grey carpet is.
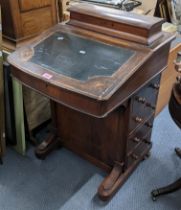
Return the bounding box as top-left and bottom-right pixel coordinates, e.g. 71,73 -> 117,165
0,107 -> 181,210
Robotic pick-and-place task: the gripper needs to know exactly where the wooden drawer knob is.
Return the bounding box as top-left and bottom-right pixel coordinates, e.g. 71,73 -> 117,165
135,117 -> 143,123
135,96 -> 146,104
146,103 -> 156,110
131,154 -> 139,160
151,83 -> 160,90
133,137 -> 141,143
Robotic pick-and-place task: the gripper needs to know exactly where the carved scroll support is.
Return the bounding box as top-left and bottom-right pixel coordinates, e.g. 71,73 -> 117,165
98,146 -> 151,201
35,132 -> 61,160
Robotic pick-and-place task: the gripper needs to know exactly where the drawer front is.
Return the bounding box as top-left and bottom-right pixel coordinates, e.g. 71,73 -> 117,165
127,132 -> 152,169
19,0 -> 51,12
129,76 -> 160,133
127,116 -> 154,155
21,8 -> 53,37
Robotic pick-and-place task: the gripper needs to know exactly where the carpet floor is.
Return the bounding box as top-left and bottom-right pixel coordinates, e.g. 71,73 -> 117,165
0,107 -> 181,210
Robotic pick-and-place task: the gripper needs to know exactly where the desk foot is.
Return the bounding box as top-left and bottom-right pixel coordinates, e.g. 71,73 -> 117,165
35,133 -> 61,159
98,162 -> 124,201
98,146 -> 151,201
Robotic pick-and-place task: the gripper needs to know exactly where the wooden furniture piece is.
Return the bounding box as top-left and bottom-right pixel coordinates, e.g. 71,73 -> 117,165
1,0 -> 58,154
3,62 -> 17,146
0,0 -> 58,46
156,38 -> 181,115
8,4 -> 174,200
3,46 -> 51,155
152,52 -> 181,200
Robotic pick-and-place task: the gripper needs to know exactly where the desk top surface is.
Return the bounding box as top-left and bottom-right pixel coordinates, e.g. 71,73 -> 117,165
31,31 -> 135,82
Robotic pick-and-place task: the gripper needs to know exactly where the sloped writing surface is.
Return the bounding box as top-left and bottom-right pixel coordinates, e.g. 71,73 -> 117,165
31,32 -> 135,81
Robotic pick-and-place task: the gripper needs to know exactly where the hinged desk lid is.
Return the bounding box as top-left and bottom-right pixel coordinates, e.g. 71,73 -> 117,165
8,24 -> 152,100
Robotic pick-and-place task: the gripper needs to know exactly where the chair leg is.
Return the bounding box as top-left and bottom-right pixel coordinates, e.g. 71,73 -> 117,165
175,148 -> 181,159
151,178 -> 181,201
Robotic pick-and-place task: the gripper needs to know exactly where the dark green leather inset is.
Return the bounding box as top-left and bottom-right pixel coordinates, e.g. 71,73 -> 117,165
31,32 -> 135,81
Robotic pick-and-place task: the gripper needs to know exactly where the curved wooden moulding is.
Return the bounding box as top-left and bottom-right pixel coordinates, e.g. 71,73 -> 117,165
98,144 -> 151,200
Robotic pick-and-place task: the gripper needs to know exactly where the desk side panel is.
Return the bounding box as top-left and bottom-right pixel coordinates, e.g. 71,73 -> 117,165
53,102 -> 127,171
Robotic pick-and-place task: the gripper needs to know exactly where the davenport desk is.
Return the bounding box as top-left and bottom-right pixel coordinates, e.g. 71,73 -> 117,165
8,4 -> 175,200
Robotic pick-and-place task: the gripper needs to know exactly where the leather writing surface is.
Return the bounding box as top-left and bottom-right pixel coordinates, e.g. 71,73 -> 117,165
31,32 -> 135,81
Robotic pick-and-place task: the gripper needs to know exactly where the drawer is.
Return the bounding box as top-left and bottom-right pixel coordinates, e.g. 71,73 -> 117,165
129,76 -> 160,133
19,0 -> 51,12
126,133 -> 152,169
21,8 -> 53,37
127,116 -> 153,155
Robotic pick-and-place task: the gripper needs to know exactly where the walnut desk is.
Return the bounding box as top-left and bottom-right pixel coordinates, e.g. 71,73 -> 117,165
8,4 -> 175,200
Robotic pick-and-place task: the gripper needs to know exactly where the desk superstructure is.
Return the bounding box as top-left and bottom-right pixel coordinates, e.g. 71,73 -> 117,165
8,4 -> 175,200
